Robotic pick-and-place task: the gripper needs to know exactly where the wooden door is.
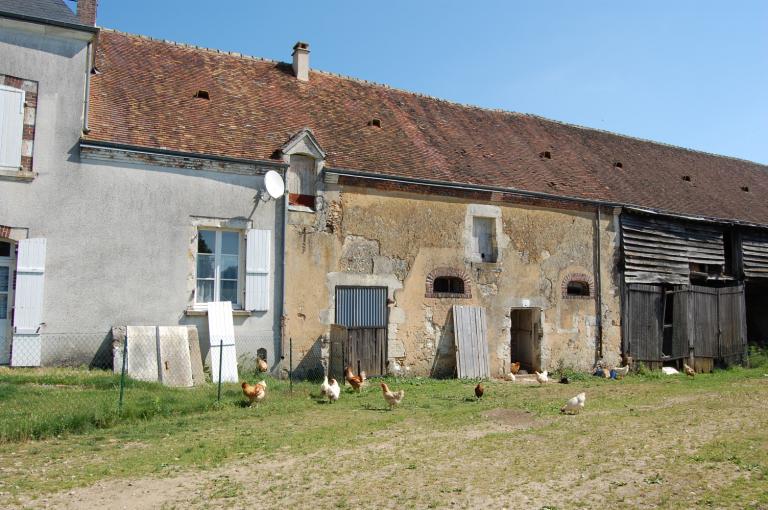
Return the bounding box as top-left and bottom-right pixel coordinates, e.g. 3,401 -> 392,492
453,305 -> 490,378
624,284 -> 664,362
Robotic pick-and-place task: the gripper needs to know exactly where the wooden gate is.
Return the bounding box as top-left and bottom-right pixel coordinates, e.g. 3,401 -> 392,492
329,324 -> 387,377
624,283 -> 747,366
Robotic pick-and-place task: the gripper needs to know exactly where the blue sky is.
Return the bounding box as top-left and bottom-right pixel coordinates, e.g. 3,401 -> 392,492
88,0 -> 768,164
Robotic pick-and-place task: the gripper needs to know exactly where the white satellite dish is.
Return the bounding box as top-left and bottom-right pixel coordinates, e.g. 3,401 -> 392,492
264,170 -> 285,200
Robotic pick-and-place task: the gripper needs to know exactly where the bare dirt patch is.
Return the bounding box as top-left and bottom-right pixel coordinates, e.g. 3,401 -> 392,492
483,408 -> 540,428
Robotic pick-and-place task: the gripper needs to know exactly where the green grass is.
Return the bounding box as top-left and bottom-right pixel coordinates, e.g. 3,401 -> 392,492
1,364 -> 767,509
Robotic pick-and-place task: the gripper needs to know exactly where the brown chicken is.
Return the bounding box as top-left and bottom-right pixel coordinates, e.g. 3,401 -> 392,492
683,363 -> 696,377
241,380 -> 267,406
344,366 -> 367,392
256,357 -> 268,373
474,383 -> 484,400
380,382 -> 404,410
509,361 -> 521,375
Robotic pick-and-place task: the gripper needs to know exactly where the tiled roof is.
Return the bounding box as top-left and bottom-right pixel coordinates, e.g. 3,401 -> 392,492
86,30 -> 768,225
0,0 -> 92,30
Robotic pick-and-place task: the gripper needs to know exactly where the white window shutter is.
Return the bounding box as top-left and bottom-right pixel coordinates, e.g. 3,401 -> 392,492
245,229 -> 270,311
0,86 -> 25,169
11,238 -> 46,366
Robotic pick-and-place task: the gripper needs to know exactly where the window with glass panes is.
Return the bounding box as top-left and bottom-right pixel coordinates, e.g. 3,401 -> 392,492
196,230 -> 240,306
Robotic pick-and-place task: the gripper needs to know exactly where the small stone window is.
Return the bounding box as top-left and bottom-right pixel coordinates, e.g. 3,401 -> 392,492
562,273 -> 594,299
426,268 -> 471,298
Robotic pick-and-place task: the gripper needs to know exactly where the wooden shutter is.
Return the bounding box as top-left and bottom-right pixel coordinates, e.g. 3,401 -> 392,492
0,86 -> 25,169
245,229 -> 270,311
11,238 -> 46,366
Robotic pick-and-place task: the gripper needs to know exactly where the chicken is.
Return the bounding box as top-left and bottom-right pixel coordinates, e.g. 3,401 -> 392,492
320,375 -> 331,397
344,366 -> 367,392
380,382 -> 404,410
326,378 -> 341,403
661,366 -> 679,375
505,372 -> 516,382
683,363 -> 696,377
256,357 -> 268,373
535,370 -> 549,385
474,383 -> 484,400
621,354 -> 633,368
241,380 -> 267,407
509,361 -> 521,375
602,368 -> 611,379
560,392 -> 586,414
613,365 -> 630,379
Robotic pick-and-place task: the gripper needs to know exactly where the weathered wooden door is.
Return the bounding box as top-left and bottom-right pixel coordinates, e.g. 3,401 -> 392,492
624,284 -> 664,362
453,305 -> 490,378
334,286 -> 388,377
717,285 -> 747,363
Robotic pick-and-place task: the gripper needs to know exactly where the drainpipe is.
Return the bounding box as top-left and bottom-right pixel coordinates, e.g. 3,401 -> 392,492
279,172 -> 289,367
82,40 -> 93,134
594,206 -> 604,361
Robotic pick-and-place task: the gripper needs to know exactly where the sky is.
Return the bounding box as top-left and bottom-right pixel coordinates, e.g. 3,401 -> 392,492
87,0 -> 768,164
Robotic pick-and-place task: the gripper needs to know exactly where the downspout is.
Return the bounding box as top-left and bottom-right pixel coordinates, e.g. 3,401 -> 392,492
82,40 -> 93,134
594,206 -> 604,361
279,172 -> 289,367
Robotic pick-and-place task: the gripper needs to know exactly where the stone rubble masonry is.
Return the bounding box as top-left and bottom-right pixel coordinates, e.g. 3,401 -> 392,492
1,74 -> 38,175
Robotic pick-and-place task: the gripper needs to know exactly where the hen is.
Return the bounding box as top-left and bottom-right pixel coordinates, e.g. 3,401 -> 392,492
683,363 -> 696,377
560,392 -> 586,414
535,370 -> 549,385
474,383 -> 484,400
241,380 -> 267,407
344,366 -> 367,392
380,382 -> 404,410
505,372 -> 516,382
509,361 -> 521,375
256,357 -> 268,373
326,378 -> 341,403
320,375 -> 331,397
613,365 -> 630,379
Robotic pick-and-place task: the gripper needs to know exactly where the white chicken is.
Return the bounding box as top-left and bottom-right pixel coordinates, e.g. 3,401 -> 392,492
505,372 -> 516,382
326,378 -> 341,403
535,370 -> 549,385
320,375 -> 331,397
560,392 -> 586,414
661,366 -> 679,375
613,365 -> 629,379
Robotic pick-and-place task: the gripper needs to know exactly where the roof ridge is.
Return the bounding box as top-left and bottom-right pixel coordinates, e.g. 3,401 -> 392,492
98,27 -> 768,170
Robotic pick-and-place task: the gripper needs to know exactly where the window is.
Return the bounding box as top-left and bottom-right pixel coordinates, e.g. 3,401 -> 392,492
566,281 -> 590,297
472,216 -> 497,262
433,276 -> 464,294
0,86 -> 25,170
287,154 -> 316,209
196,229 -> 241,306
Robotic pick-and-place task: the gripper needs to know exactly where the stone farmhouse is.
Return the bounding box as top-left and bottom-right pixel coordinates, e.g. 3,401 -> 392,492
1,0 -> 766,377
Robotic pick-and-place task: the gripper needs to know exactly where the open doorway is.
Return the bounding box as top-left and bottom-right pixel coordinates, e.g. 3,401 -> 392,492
746,281 -> 768,348
510,308 -> 542,373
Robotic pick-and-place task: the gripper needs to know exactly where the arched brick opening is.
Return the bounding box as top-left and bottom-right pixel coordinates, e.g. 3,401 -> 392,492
426,267 -> 472,298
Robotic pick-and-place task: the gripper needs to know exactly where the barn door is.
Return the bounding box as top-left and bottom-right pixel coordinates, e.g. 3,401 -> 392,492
624,284 -> 664,363
717,285 -> 746,363
453,305 -> 490,378
335,286 -> 388,377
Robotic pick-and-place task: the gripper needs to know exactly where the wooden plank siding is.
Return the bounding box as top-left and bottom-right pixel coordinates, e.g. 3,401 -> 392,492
329,324 -> 387,378
742,233 -> 768,279
452,306 -> 490,379
621,215 -> 725,284
718,285 -> 747,362
624,284 -> 664,362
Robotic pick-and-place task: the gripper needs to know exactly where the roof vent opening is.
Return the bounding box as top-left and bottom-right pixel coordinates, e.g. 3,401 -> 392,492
741,186 -> 750,192
614,161 -> 623,169
539,150 -> 552,159
681,175 -> 692,182
367,118 -> 382,128
194,90 -> 210,100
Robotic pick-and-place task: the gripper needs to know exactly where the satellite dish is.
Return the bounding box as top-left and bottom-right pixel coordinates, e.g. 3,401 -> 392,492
264,170 -> 285,200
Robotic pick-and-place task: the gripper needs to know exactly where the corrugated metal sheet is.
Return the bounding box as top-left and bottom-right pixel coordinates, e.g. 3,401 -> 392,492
335,287 -> 388,328
742,233 -> 768,279
621,215 -> 724,284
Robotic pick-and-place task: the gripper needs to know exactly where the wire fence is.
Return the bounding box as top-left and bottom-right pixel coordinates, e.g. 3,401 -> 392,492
1,329 -> 329,418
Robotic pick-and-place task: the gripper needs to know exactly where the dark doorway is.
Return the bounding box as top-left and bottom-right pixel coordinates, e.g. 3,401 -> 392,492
746,281 -> 768,348
510,308 -> 541,373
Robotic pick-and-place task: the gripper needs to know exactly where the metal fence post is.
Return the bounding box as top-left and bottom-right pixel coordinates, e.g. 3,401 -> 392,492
289,337 -> 293,396
118,336 -> 128,414
217,339 -> 224,403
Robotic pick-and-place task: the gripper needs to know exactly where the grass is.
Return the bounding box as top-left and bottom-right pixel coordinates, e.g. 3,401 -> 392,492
1,363 -> 767,509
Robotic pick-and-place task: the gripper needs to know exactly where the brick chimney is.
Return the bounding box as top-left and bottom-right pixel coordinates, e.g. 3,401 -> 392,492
77,0 -> 98,26
292,42 -> 310,82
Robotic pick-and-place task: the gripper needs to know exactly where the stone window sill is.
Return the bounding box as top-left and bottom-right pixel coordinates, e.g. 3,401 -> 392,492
184,308 -> 253,317
0,168 -> 34,181
288,204 -> 315,213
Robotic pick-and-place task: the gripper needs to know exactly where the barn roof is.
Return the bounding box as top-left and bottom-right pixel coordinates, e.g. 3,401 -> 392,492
86,29 -> 768,225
